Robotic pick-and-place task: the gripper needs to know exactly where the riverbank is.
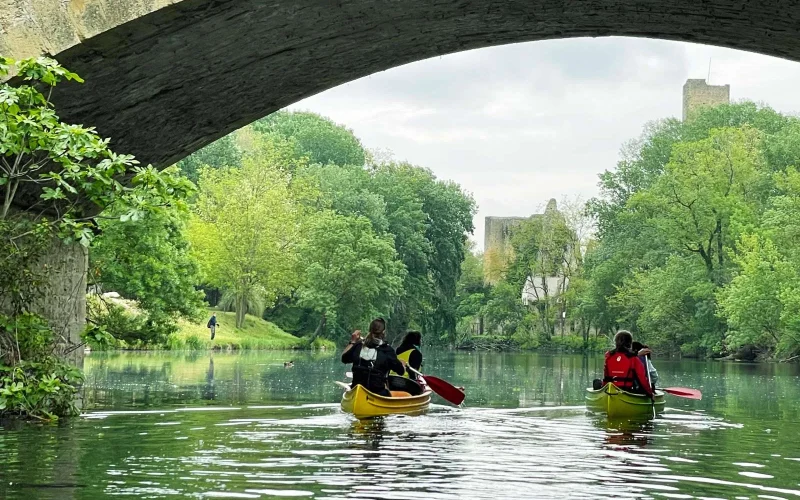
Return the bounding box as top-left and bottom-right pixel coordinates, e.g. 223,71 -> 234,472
456,334 -> 609,353
166,311 -> 335,351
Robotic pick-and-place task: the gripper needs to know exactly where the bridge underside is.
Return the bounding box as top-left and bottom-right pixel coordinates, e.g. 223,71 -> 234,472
4,0 -> 797,168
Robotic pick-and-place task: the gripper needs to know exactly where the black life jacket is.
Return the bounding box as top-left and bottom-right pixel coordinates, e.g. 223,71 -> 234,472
352,343 -> 392,392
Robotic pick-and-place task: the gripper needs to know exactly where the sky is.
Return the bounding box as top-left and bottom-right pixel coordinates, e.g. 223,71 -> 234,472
288,37 -> 800,250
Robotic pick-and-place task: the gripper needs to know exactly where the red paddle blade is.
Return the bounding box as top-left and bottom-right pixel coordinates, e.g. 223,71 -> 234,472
663,387 -> 703,400
422,375 -> 465,406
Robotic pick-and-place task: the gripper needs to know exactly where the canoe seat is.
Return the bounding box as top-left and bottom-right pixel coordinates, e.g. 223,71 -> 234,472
389,391 -> 412,398
387,375 -> 423,396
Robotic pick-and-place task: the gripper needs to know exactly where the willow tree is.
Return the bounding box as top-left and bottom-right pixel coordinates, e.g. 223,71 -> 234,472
189,138 -> 304,328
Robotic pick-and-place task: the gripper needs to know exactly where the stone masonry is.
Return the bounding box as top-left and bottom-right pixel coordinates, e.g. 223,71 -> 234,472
2,0 -> 800,168
683,79 -> 730,121
34,239 -> 87,365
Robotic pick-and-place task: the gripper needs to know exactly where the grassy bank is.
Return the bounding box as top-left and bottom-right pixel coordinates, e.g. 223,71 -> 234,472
167,311 -> 335,351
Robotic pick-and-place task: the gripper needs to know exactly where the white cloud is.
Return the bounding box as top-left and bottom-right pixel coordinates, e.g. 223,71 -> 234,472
289,36 -> 800,250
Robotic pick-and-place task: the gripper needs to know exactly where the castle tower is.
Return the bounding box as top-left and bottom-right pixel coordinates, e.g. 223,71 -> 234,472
682,79 -> 730,121
483,199 -> 559,284
483,216 -> 525,284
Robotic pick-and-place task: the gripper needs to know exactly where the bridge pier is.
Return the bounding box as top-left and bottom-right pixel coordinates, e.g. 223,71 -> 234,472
34,238 -> 87,365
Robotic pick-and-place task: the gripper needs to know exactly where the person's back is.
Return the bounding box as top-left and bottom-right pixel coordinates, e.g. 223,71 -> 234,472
603,330 -> 653,397
392,330 -> 422,378
341,318 -> 405,396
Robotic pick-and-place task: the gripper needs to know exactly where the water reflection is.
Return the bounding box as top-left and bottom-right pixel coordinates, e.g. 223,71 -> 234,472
0,351 -> 799,499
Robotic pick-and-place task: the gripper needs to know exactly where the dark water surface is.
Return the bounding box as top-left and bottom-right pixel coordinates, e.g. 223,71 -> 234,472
1,350 -> 799,499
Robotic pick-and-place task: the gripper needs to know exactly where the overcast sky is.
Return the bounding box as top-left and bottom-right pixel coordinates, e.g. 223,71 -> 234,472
288,37 -> 800,250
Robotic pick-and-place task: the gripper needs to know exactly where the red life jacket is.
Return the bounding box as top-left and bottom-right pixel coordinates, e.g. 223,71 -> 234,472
604,350 -> 640,390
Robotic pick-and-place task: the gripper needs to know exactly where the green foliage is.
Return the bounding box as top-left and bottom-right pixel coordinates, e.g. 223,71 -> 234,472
541,334 -> 608,353
0,56 -> 193,247
0,360 -> 82,420
0,56 -> 203,419
0,312 -> 53,365
507,207 -> 574,340
0,219 -> 51,313
583,101 -> 800,358
177,134 -> 242,182
89,173 -> 205,345
296,210 -> 405,338
369,162 -> 476,343
184,335 -> 203,350
0,313 -> 81,421
253,111 -> 366,167
85,294 -> 153,346
717,167 -> 800,358
190,137 -> 304,328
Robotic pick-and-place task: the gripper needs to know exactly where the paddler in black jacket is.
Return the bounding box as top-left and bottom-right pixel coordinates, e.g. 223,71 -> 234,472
341,318 -> 405,396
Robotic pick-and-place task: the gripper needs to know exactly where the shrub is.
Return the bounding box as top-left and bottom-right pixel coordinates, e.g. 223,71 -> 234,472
184,335 -> 204,350
0,360 -> 83,420
311,337 -> 336,350
0,313 -> 53,364
164,334 -> 185,350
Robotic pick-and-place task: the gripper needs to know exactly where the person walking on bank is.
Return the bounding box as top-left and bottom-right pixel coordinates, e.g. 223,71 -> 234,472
207,313 -> 219,340
392,330 -> 423,378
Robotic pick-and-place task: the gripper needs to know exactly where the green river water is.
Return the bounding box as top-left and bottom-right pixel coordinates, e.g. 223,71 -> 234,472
1,350 -> 799,499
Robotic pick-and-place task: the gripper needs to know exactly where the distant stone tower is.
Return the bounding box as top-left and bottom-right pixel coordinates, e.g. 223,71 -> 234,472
483,199 -> 559,284
483,216 -> 526,284
682,79 -> 730,121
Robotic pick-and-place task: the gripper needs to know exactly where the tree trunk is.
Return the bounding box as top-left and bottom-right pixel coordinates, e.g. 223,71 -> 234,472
716,219 -> 724,268
312,312 -> 326,339
236,295 -> 246,328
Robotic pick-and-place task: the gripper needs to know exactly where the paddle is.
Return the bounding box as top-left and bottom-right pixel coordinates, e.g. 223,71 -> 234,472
646,364 -> 656,418
662,387 -> 703,400
406,366 -> 465,406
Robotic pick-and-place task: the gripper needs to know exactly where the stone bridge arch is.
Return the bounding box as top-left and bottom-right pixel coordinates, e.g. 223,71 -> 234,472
2,0 -> 799,167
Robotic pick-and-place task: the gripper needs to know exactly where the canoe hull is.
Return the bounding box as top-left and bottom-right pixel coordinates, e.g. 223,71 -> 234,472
341,384 -> 432,419
586,383 -> 666,418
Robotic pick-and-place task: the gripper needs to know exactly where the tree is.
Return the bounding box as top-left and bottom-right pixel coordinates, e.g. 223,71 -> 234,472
717,168 -> 800,358
370,162 -> 475,343
718,235 -> 793,354
253,111 -> 366,167
581,102 -> 800,357
0,56 -> 191,419
612,256 -> 722,356
176,134 -> 241,182
0,57 -> 191,247
507,204 -> 574,340
296,211 -> 405,338
89,182 -> 205,344
630,127 -> 766,280
454,245 -> 491,336
189,137 -> 304,328
297,163 -> 389,233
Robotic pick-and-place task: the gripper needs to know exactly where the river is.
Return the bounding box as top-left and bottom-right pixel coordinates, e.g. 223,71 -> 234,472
0,350 -> 799,499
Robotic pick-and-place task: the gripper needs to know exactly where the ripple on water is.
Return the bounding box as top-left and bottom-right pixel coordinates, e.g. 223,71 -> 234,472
2,399 -> 799,499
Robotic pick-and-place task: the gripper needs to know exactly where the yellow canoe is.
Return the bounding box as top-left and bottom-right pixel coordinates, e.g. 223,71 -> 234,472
585,382 -> 666,418
339,382 -> 432,419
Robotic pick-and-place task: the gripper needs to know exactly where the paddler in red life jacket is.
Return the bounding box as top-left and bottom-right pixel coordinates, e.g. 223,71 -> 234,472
390,330 -> 423,378
603,330 -> 653,398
